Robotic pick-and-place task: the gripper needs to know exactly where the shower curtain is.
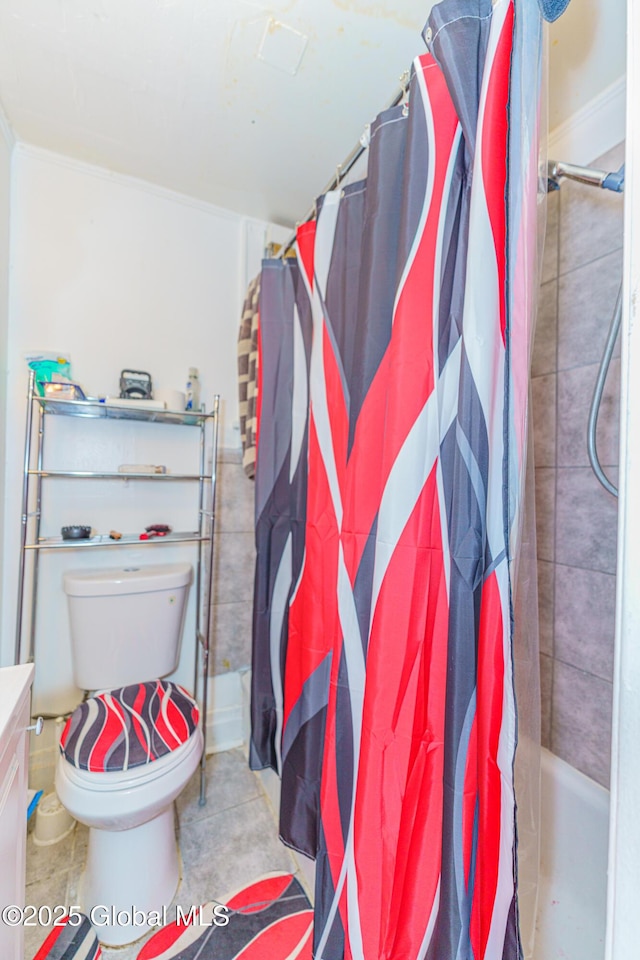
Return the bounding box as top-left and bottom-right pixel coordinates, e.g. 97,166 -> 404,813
250,0 -> 542,957
250,255 -> 312,775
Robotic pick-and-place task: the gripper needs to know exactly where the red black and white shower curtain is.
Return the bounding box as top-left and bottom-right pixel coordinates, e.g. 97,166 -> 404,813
250,255 -> 313,776
250,1 -> 542,958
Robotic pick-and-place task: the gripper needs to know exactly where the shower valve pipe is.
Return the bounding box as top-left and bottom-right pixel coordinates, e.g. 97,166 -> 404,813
548,160 -> 625,193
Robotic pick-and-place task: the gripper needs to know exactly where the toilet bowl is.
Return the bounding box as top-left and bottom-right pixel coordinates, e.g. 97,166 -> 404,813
55,718 -> 202,946
56,564 -> 203,946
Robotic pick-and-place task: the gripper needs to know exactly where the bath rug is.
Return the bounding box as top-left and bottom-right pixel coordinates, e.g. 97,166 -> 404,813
32,913 -> 101,960
60,680 -> 199,772
137,872 -> 313,959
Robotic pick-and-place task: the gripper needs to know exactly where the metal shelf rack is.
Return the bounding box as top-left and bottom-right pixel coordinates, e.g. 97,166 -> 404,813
15,371 -> 220,804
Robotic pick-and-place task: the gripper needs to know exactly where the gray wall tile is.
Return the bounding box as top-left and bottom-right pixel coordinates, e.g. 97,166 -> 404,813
215,458 -> 255,533
531,374 -> 556,467
532,280 -> 557,378
556,365 -> 592,467
210,457 -> 255,676
537,560 -> 554,657
534,468 -> 556,562
555,467 -> 618,573
558,177 -> 624,276
596,356 -> 621,468
211,599 -> 252,674
540,652 -> 553,749
219,446 -> 243,465
533,157 -> 622,784
557,360 -> 620,468
554,564 -> 615,682
541,189 -> 559,284
551,660 -> 612,787
557,248 -> 624,371
212,531 -> 256,606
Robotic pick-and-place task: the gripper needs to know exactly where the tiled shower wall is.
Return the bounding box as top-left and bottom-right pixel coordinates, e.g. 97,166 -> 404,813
211,448 -> 255,674
533,142 -> 625,788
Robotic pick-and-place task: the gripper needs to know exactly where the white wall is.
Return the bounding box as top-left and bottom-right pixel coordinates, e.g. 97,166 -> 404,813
9,145 -> 249,441
0,145 -> 278,713
548,0 -> 626,132
546,1 -> 626,167
0,112 -> 14,670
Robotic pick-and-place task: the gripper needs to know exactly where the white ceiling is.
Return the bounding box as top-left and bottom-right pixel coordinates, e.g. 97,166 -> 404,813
0,0 -> 437,224
0,1 -> 626,226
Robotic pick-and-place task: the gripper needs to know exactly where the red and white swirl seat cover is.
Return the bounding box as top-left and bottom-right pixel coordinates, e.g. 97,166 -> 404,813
60,680 -> 199,773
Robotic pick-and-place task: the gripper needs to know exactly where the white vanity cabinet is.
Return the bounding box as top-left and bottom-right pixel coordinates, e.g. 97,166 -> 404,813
0,663 -> 35,960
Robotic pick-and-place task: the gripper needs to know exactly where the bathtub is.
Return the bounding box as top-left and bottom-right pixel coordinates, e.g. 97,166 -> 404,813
531,748 -> 609,960
255,745 -> 610,958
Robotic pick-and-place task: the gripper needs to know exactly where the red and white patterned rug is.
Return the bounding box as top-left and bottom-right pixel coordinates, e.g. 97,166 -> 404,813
137,872 -> 313,960
32,914 -> 101,959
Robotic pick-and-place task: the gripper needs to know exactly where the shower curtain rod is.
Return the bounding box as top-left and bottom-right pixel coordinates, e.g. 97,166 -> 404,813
277,84 -> 406,257
278,153 -> 625,255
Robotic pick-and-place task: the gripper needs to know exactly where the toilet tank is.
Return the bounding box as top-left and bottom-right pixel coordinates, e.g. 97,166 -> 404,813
63,563 -> 193,691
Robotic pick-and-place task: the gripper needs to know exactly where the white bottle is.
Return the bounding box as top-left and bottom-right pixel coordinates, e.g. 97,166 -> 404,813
185,367 -> 201,411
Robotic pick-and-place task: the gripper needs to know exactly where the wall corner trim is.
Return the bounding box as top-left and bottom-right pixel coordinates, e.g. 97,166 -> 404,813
0,103 -> 16,152
547,75 -> 626,166
13,141 -> 247,223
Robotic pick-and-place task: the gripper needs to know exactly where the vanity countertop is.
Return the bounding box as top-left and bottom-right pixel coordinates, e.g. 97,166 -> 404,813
0,663 -> 34,743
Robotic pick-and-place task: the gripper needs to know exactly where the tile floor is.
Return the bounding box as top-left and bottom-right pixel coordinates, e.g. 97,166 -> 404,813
24,749 -> 305,960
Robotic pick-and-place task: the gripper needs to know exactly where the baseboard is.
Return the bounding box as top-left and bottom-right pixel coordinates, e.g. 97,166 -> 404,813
547,75 -> 626,166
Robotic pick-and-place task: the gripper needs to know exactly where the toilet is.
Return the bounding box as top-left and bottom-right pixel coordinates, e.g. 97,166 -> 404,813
54,563 -> 203,947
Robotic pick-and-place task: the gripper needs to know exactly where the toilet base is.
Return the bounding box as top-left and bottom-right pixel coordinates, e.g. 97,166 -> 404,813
81,805 -> 180,946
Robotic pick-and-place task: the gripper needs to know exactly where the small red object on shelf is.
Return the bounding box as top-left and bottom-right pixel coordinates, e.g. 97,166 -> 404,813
140,524 -> 172,540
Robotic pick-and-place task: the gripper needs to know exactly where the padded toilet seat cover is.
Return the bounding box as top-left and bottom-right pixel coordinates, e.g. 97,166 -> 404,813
60,680 -> 199,773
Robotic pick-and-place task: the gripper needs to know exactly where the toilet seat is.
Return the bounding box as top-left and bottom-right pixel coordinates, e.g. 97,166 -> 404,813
60,680 -> 199,774
58,725 -> 203,792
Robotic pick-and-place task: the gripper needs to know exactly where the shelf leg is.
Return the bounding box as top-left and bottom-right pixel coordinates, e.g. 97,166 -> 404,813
199,395 -> 220,807
28,402 -> 45,664
15,372 -> 36,665
194,411 -> 205,697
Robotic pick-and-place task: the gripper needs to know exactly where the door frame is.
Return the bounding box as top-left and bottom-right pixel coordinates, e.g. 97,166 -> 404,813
606,3 -> 640,956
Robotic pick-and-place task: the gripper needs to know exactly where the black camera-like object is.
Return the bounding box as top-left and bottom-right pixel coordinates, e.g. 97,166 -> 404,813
119,369 -> 153,400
